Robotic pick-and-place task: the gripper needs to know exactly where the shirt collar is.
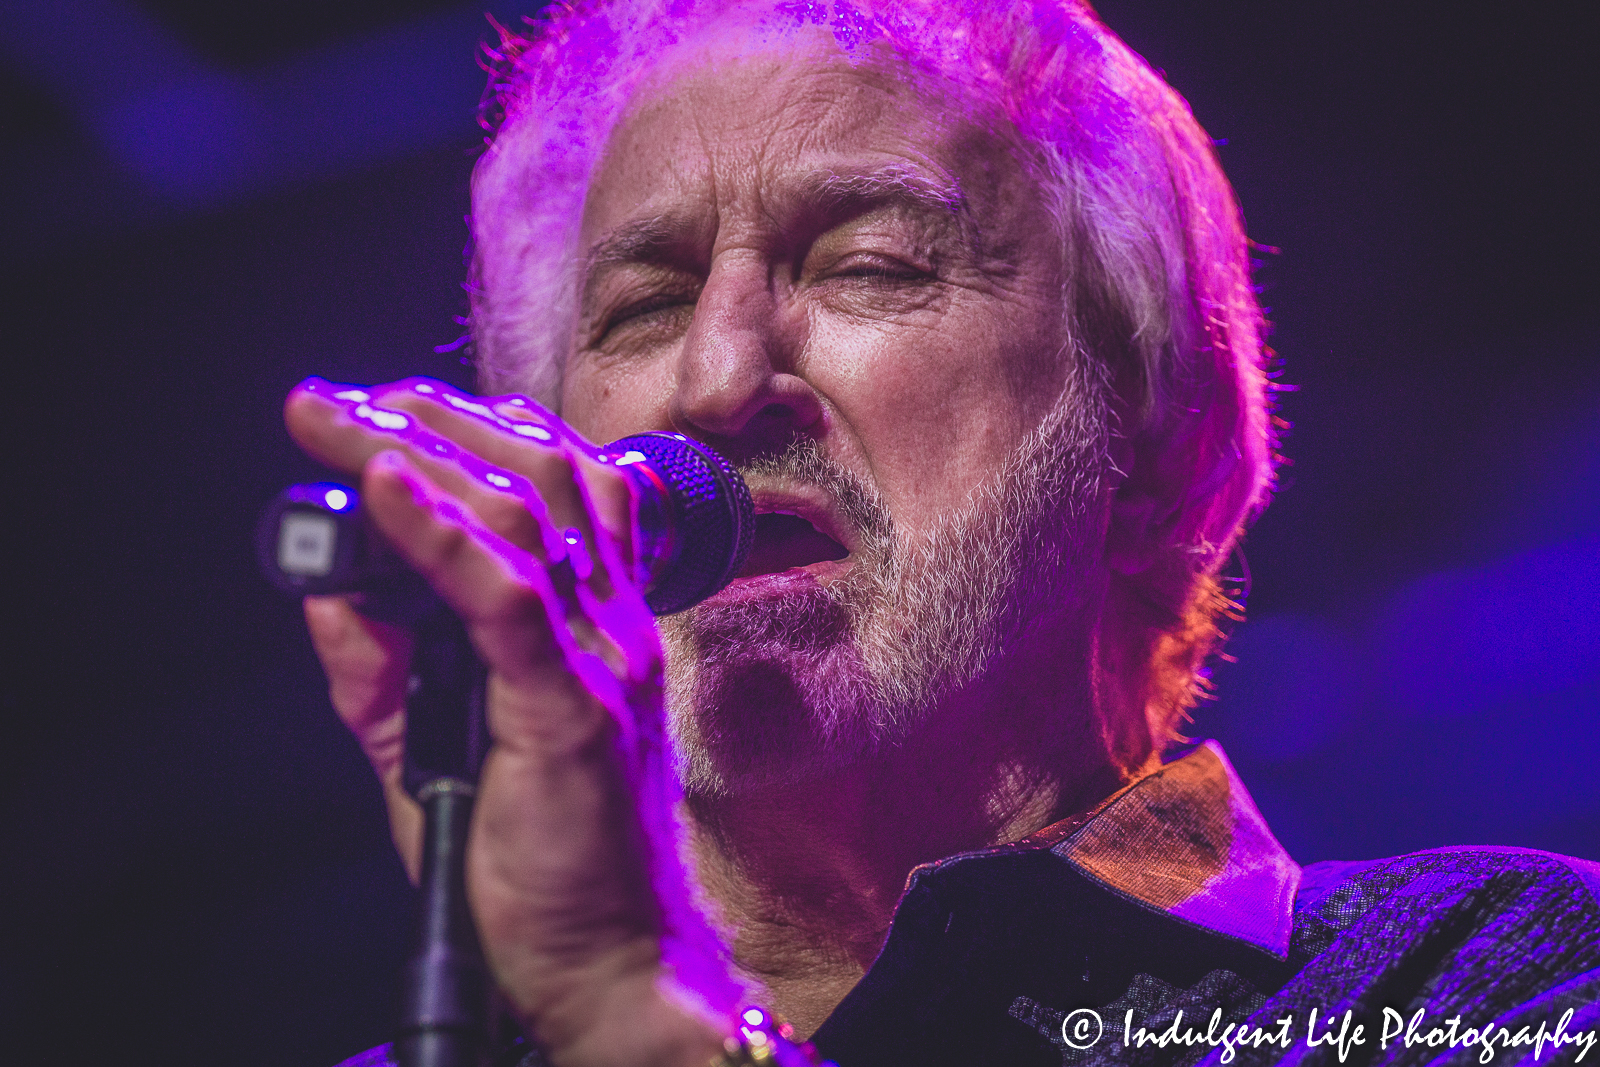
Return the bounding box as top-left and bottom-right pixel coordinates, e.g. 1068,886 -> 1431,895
1032,740 -> 1301,958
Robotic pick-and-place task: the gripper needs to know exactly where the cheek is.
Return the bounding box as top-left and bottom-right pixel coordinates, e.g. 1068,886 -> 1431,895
807,313 -> 1035,524
560,356 -> 679,445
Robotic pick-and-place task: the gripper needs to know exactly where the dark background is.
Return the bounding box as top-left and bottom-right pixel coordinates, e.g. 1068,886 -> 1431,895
3,1 -> 1596,1064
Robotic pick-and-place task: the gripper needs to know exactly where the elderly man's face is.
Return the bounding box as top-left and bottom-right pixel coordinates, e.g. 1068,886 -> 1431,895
556,35 -> 1108,789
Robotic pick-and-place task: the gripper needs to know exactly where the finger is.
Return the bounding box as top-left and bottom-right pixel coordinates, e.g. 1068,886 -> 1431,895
360,449 -> 641,719
459,389 -> 637,552
485,390 -> 642,551
284,379 -> 406,474
371,385 -> 623,593
286,379 -> 551,522
370,381 -> 638,581
374,383 -> 624,556
303,594 -> 423,881
370,435 -> 626,661
291,379 -> 646,678
286,379 -> 628,599
363,450 -> 650,760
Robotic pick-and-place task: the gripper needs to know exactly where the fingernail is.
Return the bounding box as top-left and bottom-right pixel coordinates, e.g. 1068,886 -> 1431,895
562,527 -> 594,581
373,449 -> 419,476
403,378 -> 442,396
296,376 -> 362,398
371,450 -> 431,508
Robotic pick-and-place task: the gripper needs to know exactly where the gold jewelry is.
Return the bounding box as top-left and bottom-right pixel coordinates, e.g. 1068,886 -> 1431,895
708,1007 -> 834,1067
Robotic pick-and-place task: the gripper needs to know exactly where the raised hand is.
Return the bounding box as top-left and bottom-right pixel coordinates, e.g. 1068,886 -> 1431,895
286,377 -> 737,1066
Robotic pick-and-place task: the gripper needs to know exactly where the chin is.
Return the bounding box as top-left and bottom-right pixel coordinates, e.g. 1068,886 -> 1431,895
660,572 -> 908,796
660,390 -> 1112,795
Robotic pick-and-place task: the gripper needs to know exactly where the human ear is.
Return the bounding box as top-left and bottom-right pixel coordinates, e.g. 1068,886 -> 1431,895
1105,418 -> 1241,579
1103,418 -> 1186,577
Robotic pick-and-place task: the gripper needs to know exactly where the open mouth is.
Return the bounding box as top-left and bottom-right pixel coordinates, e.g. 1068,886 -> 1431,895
737,511 -> 850,579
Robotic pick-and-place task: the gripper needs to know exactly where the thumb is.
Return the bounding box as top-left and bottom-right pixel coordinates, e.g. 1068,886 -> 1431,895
304,595 -> 423,881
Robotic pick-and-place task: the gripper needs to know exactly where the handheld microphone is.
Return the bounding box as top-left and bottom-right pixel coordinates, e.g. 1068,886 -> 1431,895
257,432 -> 754,616
259,422 -> 756,1067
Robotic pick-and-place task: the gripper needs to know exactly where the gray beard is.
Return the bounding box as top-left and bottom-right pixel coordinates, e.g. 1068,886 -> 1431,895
661,381 -> 1109,796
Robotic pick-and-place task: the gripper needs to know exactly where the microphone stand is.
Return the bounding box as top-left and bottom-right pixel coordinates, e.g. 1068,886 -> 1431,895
393,604 -> 492,1067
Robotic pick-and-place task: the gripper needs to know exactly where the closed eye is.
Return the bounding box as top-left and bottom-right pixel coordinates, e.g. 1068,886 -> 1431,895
597,294 -> 695,343
824,254 -> 930,283
615,295 -> 686,322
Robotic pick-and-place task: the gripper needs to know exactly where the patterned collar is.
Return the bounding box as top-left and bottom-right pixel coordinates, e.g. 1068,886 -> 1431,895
1039,740 -> 1300,958
912,739 -> 1302,959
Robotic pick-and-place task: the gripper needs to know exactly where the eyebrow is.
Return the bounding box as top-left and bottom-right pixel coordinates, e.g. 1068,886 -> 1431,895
577,215 -> 694,324
580,164 -> 969,294
802,165 -> 966,218
584,215 -> 688,276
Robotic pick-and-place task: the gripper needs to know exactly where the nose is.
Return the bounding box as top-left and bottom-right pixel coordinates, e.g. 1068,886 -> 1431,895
668,254 -> 824,461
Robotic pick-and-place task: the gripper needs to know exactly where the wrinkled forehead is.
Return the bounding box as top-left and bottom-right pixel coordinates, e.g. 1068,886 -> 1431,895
467,14 -> 1054,404
578,27 -> 1030,247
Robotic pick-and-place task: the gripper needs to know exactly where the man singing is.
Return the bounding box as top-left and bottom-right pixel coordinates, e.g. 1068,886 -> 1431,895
284,1 -> 1600,1064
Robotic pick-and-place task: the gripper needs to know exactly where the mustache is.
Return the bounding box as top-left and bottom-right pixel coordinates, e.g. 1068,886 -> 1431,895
736,438 -> 893,546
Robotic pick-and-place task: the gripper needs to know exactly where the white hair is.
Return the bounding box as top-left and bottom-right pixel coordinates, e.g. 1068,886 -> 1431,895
467,0 -> 1278,743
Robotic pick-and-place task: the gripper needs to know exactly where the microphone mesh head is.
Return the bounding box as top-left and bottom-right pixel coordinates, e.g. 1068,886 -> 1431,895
608,433 -> 754,615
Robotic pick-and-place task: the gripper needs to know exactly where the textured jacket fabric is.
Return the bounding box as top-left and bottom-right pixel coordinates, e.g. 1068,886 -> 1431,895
337,742 -> 1600,1067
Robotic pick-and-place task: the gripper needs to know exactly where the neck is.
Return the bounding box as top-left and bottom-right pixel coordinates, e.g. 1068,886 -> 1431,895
683,624 -> 1142,1037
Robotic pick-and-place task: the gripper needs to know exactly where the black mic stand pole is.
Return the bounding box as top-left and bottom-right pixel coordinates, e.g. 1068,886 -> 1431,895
393,604 -> 492,1067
